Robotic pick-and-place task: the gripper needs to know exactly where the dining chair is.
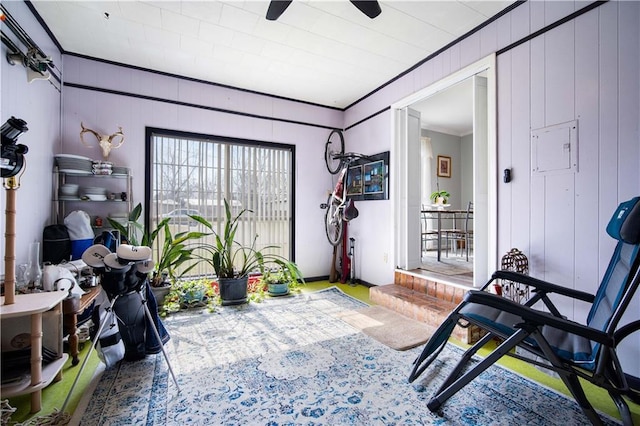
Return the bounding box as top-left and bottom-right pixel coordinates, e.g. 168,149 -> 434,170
421,207 -> 439,254
444,201 -> 473,261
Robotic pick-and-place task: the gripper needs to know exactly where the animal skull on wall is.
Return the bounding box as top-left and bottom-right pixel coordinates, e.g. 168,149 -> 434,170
80,122 -> 125,158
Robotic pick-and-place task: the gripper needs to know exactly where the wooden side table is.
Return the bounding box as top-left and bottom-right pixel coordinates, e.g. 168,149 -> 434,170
63,286 -> 102,366
1,291 -> 69,413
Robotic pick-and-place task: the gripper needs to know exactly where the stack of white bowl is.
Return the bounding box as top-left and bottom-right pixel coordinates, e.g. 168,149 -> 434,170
112,166 -> 129,175
59,183 -> 79,199
82,186 -> 107,201
55,154 -> 93,174
92,161 -> 113,175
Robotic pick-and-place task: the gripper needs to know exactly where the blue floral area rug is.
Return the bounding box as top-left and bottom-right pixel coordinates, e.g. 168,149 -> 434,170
77,287 -> 620,425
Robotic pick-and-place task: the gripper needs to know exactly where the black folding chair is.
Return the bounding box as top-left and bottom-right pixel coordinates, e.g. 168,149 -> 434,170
409,197 -> 640,425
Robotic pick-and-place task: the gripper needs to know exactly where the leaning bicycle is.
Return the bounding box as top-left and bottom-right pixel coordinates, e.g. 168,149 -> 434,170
323,129 -> 371,246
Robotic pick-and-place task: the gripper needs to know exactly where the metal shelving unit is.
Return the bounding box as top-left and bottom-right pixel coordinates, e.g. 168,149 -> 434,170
52,167 -> 132,229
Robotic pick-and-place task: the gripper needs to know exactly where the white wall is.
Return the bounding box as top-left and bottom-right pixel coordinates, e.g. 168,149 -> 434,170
59,56 -> 343,279
424,129 -> 463,210
0,2 -> 62,273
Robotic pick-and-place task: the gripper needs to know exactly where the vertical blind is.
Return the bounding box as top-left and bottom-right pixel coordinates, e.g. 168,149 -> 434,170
150,131 -> 293,277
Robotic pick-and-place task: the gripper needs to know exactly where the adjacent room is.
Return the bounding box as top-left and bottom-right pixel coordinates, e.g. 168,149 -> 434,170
2,1 -> 639,425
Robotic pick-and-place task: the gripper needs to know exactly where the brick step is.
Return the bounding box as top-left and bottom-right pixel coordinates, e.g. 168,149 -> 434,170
370,273 -> 484,344
394,270 -> 468,304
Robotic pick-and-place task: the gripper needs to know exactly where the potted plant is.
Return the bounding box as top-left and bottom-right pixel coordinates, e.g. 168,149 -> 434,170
107,203 -> 208,304
430,181 -> 451,205
260,263 -> 304,296
191,199 -> 303,306
159,278 -> 217,316
429,184 -> 451,205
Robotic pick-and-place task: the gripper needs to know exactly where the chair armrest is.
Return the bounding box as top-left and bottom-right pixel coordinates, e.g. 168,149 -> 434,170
491,270 -> 595,303
464,290 -> 612,346
614,320 -> 640,346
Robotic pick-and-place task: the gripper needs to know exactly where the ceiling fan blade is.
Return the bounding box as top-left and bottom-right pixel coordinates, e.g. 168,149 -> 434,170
266,1 -> 293,21
349,0 -> 382,19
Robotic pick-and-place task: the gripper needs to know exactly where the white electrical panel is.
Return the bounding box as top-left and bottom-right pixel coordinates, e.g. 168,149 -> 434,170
531,120 -> 578,175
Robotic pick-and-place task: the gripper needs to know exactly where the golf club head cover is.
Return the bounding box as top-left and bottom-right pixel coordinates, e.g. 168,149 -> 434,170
135,260 -> 154,291
116,244 -> 152,262
82,244 -> 112,268
136,259 -> 155,274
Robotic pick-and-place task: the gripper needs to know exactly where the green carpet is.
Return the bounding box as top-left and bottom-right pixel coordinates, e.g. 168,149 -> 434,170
6,341 -> 101,424
6,280 -> 638,424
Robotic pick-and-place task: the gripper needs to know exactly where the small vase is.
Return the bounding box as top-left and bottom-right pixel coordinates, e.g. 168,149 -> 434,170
26,241 -> 42,290
42,263 -> 57,291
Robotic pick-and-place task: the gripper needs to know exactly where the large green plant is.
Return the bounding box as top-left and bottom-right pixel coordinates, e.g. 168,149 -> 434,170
107,203 -> 208,282
191,199 -> 303,282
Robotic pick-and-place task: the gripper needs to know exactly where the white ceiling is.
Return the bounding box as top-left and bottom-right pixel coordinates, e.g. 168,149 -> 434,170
30,0 -> 514,112
413,76 -> 473,136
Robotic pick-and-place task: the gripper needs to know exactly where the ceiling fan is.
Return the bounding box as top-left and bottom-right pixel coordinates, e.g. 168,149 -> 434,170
266,0 -> 382,21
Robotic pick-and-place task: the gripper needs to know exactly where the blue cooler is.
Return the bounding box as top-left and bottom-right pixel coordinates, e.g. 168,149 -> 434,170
71,238 -> 93,260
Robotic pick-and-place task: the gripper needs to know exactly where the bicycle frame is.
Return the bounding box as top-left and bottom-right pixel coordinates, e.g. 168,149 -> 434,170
325,154 -> 368,246
333,166 -> 348,204
325,166 -> 348,246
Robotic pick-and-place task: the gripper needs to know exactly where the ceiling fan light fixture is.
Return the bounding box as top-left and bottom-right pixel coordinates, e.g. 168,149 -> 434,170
266,0 -> 292,21
350,0 -> 382,19
266,0 -> 381,21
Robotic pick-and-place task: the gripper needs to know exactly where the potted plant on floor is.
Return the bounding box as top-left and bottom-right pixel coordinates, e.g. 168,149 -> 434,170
191,199 -> 303,306
160,278 -> 217,316
107,203 -> 208,304
260,263 -> 304,296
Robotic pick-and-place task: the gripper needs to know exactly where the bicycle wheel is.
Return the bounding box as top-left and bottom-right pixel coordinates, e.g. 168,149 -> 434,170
325,195 -> 343,246
324,129 -> 344,175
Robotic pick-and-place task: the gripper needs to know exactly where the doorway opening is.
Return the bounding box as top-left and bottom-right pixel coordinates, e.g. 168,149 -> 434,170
391,55 -> 497,288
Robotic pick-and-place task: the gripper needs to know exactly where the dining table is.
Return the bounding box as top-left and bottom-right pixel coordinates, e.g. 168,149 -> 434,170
421,207 -> 469,261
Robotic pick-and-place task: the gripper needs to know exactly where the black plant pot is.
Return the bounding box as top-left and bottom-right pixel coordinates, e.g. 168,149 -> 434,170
218,276 -> 248,306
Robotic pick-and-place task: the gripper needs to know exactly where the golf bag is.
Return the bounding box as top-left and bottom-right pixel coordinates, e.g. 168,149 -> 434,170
64,244 -> 179,415
88,245 -> 170,363
113,289 -> 147,361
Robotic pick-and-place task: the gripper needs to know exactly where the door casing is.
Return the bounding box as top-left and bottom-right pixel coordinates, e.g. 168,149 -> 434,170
390,54 -> 497,287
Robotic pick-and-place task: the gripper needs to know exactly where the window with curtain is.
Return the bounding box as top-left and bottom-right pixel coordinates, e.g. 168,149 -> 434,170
146,128 -> 295,277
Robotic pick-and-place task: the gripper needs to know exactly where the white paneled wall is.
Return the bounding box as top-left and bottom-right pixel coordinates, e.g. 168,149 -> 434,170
345,1 -> 640,375
496,1 -> 639,375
